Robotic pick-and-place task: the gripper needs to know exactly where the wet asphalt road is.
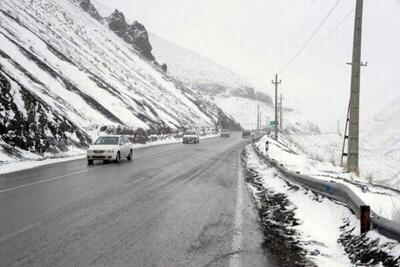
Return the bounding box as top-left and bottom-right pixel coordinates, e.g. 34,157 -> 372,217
0,133 -> 276,266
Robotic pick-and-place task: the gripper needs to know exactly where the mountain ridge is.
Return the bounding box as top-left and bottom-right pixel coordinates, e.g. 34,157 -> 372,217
0,0 -> 237,160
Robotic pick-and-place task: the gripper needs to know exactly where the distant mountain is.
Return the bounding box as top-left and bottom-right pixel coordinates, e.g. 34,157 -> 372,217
0,0 -> 237,160
150,33 -> 320,132
212,96 -> 320,134
360,97 -> 400,187
150,34 -> 273,104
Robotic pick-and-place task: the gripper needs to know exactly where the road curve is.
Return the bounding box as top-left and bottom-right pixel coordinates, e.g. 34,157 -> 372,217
0,133 -> 275,266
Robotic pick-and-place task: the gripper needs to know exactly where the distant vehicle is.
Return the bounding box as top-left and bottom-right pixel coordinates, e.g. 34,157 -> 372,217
242,130 -> 251,138
87,135 -> 133,164
220,129 -> 230,138
183,129 -> 200,144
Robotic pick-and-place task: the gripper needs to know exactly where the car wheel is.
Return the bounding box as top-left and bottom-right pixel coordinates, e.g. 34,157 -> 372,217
115,152 -> 121,163
88,159 -> 94,165
183,141 -> 186,144
127,150 -> 132,161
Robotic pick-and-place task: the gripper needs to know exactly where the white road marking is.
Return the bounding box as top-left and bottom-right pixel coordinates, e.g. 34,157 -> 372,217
0,222 -> 41,243
0,166 -> 104,194
229,155 -> 244,267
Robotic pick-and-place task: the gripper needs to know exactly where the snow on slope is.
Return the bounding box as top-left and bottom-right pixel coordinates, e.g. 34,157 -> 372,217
148,34 -> 320,133
212,95 -> 320,133
283,93 -> 400,188
150,33 -> 272,104
0,0 -> 235,159
361,96 -> 400,187
363,96 -> 400,160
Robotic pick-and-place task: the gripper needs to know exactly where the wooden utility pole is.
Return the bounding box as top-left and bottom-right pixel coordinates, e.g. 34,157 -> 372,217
271,74 -> 281,140
347,0 -> 365,174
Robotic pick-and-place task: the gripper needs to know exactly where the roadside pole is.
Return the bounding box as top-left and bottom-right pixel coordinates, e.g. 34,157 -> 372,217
346,0 -> 365,174
271,74 -> 281,140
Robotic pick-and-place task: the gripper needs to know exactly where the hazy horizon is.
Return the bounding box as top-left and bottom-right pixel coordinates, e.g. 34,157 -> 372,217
94,0 -> 400,131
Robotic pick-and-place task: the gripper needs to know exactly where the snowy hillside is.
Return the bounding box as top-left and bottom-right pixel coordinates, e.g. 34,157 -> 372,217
212,95 -> 320,133
150,34 -> 272,104
0,0 -> 236,160
148,33 -> 322,133
363,96 -> 400,160
361,97 -> 400,187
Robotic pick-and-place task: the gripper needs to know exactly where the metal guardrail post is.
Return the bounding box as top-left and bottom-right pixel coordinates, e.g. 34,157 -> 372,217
360,205 -> 371,235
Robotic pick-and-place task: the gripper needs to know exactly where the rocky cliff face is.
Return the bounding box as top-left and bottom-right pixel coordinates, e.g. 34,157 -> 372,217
107,9 -> 155,61
79,0 -> 103,22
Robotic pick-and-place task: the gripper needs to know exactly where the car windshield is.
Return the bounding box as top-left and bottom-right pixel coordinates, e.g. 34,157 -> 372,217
94,136 -> 119,145
184,131 -> 197,135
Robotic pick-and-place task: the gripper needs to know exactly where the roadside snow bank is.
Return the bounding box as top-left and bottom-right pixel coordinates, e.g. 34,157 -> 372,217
246,141 -> 400,266
255,135 -> 400,222
244,145 -> 353,266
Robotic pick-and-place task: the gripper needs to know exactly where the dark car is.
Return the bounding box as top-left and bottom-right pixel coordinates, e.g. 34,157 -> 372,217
220,129 -> 230,138
242,130 -> 251,138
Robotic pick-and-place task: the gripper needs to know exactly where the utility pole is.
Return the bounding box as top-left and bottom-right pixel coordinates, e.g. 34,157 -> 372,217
346,0 -> 365,175
271,74 -> 281,140
279,94 -> 283,130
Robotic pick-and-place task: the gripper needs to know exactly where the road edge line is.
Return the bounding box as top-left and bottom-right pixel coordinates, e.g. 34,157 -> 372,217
229,152 -> 243,267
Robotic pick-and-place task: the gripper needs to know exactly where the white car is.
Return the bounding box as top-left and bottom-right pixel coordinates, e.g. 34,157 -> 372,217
183,130 -> 200,144
87,135 -> 133,164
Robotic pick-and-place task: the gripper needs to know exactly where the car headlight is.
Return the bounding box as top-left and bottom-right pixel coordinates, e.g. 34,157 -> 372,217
87,149 -> 93,153
106,149 -> 115,152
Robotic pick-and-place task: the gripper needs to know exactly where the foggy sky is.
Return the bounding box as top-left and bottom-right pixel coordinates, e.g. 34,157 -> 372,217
94,0 -> 400,131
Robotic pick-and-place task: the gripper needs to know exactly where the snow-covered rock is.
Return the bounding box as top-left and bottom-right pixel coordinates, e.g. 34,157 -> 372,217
106,8 -> 154,61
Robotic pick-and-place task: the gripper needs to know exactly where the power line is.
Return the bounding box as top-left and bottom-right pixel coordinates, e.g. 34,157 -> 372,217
283,7 -> 354,79
279,0 -> 342,76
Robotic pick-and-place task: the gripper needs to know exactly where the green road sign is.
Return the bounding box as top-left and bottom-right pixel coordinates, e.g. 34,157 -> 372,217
270,121 -> 278,127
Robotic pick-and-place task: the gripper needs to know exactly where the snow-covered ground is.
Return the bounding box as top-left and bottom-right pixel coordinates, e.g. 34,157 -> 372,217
245,145 -> 354,266
286,133 -> 400,188
255,134 -> 400,224
246,137 -> 400,265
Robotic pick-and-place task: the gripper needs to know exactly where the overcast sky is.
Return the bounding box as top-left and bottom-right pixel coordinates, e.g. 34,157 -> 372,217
94,0 -> 400,131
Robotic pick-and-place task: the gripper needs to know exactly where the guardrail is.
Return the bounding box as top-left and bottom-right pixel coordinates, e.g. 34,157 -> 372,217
251,142 -> 400,242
